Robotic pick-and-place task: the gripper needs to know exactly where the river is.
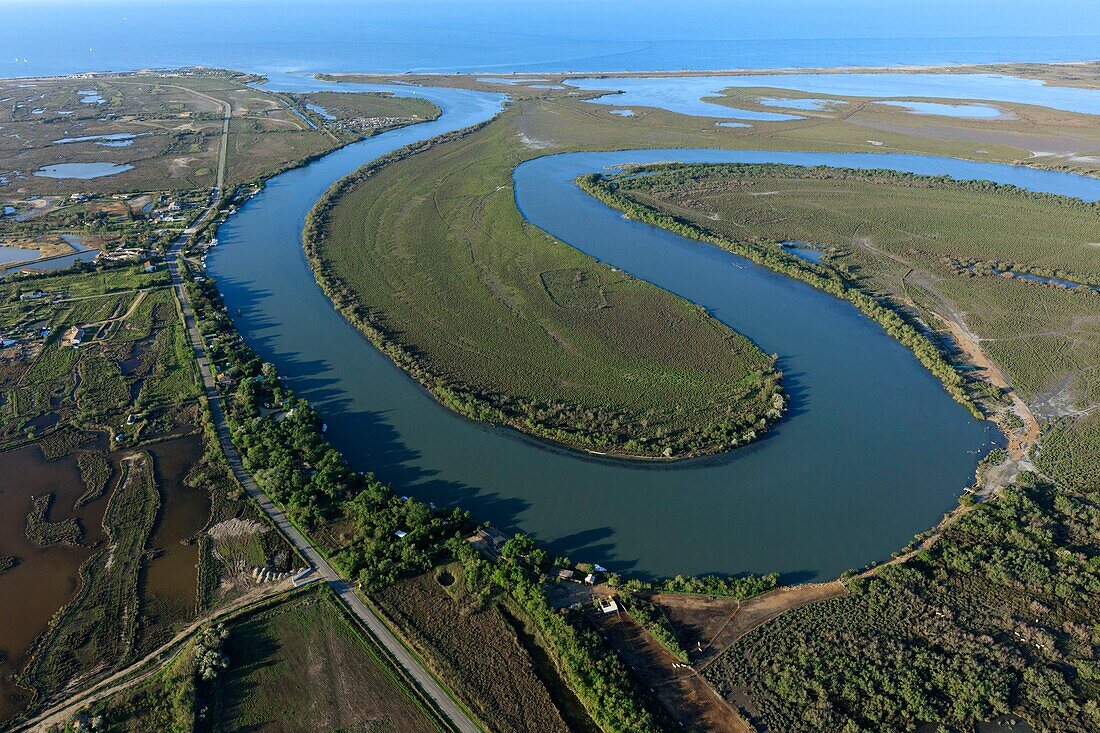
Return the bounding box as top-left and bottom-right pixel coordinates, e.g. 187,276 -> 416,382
201,75 -> 1100,581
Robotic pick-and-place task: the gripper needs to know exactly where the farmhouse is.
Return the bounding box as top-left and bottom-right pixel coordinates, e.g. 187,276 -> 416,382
63,325 -> 86,346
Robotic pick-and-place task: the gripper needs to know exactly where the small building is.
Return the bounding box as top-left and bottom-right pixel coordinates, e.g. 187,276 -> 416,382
63,325 -> 86,346
142,260 -> 156,273
585,573 -> 597,586
599,597 -> 619,614
554,568 -> 575,582
20,290 -> 48,301
477,526 -> 509,549
394,530 -> 408,539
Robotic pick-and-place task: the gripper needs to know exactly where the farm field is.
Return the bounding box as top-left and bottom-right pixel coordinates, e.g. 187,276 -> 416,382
202,588 -> 441,733
373,565 -> 584,733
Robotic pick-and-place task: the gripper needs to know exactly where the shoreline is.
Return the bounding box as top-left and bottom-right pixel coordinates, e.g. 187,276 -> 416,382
4,58 -> 1097,85
320,58 -> 1100,83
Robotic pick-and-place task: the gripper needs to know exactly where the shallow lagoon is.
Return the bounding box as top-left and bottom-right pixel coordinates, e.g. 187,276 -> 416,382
567,77 -> 804,120
877,100 -> 1009,118
568,73 -> 1100,120
53,132 -> 145,146
0,245 -> 38,264
34,162 -> 133,179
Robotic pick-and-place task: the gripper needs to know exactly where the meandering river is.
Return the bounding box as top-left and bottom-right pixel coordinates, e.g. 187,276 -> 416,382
208,77 -> 1100,580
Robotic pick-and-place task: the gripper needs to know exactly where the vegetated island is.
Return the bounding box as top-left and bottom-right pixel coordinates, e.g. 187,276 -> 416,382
576,161 -> 1100,495
302,111 -> 786,460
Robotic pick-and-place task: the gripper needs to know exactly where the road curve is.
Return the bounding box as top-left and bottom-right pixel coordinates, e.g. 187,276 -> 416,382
166,234 -> 481,733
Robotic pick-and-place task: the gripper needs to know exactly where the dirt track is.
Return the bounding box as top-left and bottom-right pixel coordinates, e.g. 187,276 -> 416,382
13,582 -> 292,733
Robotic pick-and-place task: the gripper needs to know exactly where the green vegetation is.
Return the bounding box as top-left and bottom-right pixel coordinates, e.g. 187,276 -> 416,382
306,108 -> 784,458
622,596 -> 689,663
86,641 -> 198,733
75,451 -> 113,508
375,565 -> 574,732
22,453 -> 159,702
0,264 -> 298,726
615,571 -> 780,599
580,162 -> 1100,492
705,472 -> 1100,732
289,90 -> 441,137
1036,416 -> 1100,493
185,275 -> 472,584
24,493 -> 84,546
204,589 -> 441,733
185,260 -> 667,733
448,537 -> 664,733
579,166 -> 984,417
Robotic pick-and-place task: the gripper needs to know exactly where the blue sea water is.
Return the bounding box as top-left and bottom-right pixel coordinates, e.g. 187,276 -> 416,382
2,1 -> 1099,79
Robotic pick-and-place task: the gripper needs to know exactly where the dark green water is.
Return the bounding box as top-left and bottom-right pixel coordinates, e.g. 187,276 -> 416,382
209,81 -> 1100,581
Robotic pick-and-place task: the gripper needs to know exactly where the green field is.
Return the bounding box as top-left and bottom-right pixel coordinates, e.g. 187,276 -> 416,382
204,590 -> 441,733
310,106 -> 785,458
374,565 -> 583,733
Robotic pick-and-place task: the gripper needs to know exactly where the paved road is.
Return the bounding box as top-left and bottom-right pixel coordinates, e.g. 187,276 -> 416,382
165,235 -> 480,732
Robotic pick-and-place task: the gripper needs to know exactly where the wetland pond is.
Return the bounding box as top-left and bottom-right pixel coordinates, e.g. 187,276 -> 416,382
33,162 -> 133,179
567,72 -> 1100,120
208,78 -> 1099,583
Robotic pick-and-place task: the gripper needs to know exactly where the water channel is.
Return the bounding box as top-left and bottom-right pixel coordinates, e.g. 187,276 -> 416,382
208,78 -> 1100,580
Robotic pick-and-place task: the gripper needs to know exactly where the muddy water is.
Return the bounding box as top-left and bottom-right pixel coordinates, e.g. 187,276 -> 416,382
140,433 -> 209,642
0,444 -> 108,722
0,429 -> 211,721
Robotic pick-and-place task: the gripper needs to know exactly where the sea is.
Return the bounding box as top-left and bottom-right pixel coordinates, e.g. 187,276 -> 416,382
2,0 -> 1099,79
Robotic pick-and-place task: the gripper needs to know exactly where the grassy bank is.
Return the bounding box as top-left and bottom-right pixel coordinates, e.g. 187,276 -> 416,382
579,162 -> 1100,491
304,107 -> 785,459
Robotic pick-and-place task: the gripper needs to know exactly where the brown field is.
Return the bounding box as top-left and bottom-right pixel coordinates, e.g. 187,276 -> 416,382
652,584 -> 847,669
594,608 -> 750,733
373,566 -> 578,733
